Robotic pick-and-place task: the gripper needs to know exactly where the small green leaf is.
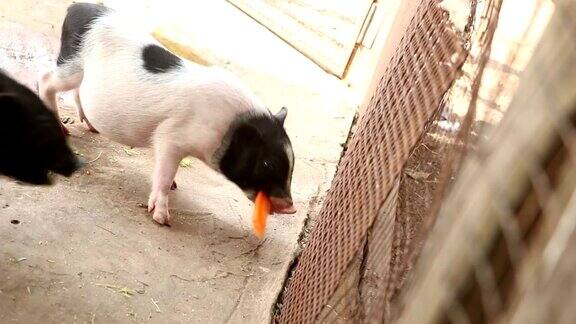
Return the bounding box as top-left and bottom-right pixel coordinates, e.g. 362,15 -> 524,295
406,170 -> 431,180
123,147 -> 139,156
179,157 -> 193,167
119,287 -> 135,297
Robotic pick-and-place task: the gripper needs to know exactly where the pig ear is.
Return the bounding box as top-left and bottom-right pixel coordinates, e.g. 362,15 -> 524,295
275,107 -> 288,125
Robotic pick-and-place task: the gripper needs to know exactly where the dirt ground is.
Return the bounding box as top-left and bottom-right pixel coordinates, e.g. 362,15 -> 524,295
0,1 -> 356,323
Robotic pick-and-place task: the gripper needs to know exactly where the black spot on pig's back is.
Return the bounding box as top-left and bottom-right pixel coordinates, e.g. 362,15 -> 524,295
57,3 -> 110,66
142,45 -> 183,74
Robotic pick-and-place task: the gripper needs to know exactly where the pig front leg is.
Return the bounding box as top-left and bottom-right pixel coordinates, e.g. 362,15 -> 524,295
147,144 -> 183,225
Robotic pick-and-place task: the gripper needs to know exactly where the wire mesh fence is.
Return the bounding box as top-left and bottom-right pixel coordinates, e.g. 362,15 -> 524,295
396,0 -> 576,322
275,0 -> 470,322
275,0 -> 576,322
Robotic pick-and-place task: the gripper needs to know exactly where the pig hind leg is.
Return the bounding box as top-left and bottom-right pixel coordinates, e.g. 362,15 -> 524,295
74,89 -> 99,133
38,3 -> 109,135
38,67 -> 83,136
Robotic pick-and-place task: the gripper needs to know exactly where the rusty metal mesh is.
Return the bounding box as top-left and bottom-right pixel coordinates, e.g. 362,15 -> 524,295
394,0 -> 576,322
276,0 -> 467,322
275,0 -> 576,322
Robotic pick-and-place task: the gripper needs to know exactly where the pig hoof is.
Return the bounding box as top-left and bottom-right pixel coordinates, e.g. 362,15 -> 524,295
85,120 -> 99,133
61,125 -> 70,136
153,210 -> 171,225
87,126 -> 99,134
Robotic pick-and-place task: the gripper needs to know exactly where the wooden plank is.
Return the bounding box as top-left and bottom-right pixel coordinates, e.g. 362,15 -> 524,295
359,181 -> 400,323
509,199 -> 576,324
226,0 -> 373,77
316,181 -> 400,323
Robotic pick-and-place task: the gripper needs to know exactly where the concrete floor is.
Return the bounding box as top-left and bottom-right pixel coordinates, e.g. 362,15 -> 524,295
0,1 -> 356,323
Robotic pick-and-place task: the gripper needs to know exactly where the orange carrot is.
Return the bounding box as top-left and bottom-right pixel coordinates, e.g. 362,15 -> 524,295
252,191 -> 271,239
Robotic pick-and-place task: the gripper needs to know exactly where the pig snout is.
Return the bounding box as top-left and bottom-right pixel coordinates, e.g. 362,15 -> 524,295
270,196 -> 297,214
51,155 -> 85,177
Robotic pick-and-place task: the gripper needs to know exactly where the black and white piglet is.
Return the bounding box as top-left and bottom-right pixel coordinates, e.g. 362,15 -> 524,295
39,3 -> 296,225
0,70 -> 82,184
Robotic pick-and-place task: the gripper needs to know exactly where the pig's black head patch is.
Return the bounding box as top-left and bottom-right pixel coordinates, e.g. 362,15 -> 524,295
0,72 -> 83,185
219,107 -> 295,212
